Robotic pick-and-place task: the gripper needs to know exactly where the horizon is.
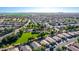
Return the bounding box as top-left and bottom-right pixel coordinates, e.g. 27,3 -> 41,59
0,7 -> 79,13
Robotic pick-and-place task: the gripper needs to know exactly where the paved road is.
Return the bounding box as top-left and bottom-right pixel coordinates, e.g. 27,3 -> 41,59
0,19 -> 31,40
31,19 -> 37,25
44,22 -> 79,28
54,37 -> 78,50
53,24 -> 79,28
15,19 -> 31,33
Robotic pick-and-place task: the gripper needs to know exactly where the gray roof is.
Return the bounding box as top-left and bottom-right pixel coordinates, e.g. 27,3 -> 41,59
19,46 -> 29,51
30,41 -> 41,48
73,32 -> 79,35
40,40 -> 50,45
62,33 -> 70,37
73,43 -> 79,49
8,47 -> 19,51
53,36 -> 61,41
45,48 -> 50,51
68,32 -> 75,36
77,31 -> 79,33
45,37 -> 55,43
24,45 -> 32,51
67,46 -> 79,51
57,34 -> 65,38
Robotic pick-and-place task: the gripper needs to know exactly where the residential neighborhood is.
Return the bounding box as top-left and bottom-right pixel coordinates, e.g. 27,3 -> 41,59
0,13 -> 79,51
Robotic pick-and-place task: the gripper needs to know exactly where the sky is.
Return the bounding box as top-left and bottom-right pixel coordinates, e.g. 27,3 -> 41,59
0,7 -> 79,13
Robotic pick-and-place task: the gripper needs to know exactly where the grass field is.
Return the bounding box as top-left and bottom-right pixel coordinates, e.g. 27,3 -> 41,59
3,13 -> 32,16
14,32 -> 39,45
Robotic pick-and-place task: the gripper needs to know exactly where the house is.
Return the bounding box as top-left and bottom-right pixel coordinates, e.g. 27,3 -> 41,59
67,46 -> 79,51
26,29 -> 33,32
40,40 -> 49,45
30,41 -> 41,48
62,33 -> 71,38
54,27 -> 60,32
68,32 -> 75,37
8,47 -> 19,51
77,31 -> 79,33
67,42 -> 79,51
45,37 -> 56,43
24,45 -> 32,51
45,48 -> 50,51
57,34 -> 65,38
73,43 -> 79,49
18,45 -> 32,51
52,36 -> 61,43
19,46 -> 28,51
73,32 -> 79,36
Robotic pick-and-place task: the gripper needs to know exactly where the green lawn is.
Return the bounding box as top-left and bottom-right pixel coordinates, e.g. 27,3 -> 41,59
13,32 -> 39,45
4,13 -> 32,16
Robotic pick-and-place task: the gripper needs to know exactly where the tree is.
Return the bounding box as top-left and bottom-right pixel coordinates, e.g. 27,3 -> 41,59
56,47 -> 62,51
41,46 -> 46,51
61,46 -> 67,51
2,37 -> 8,45
33,47 -> 42,51
28,36 -> 36,42
39,32 -> 45,38
50,42 -> 56,46
77,37 -> 79,43
50,30 -> 55,36
50,47 -> 54,51
56,46 -> 67,51
18,29 -> 23,37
